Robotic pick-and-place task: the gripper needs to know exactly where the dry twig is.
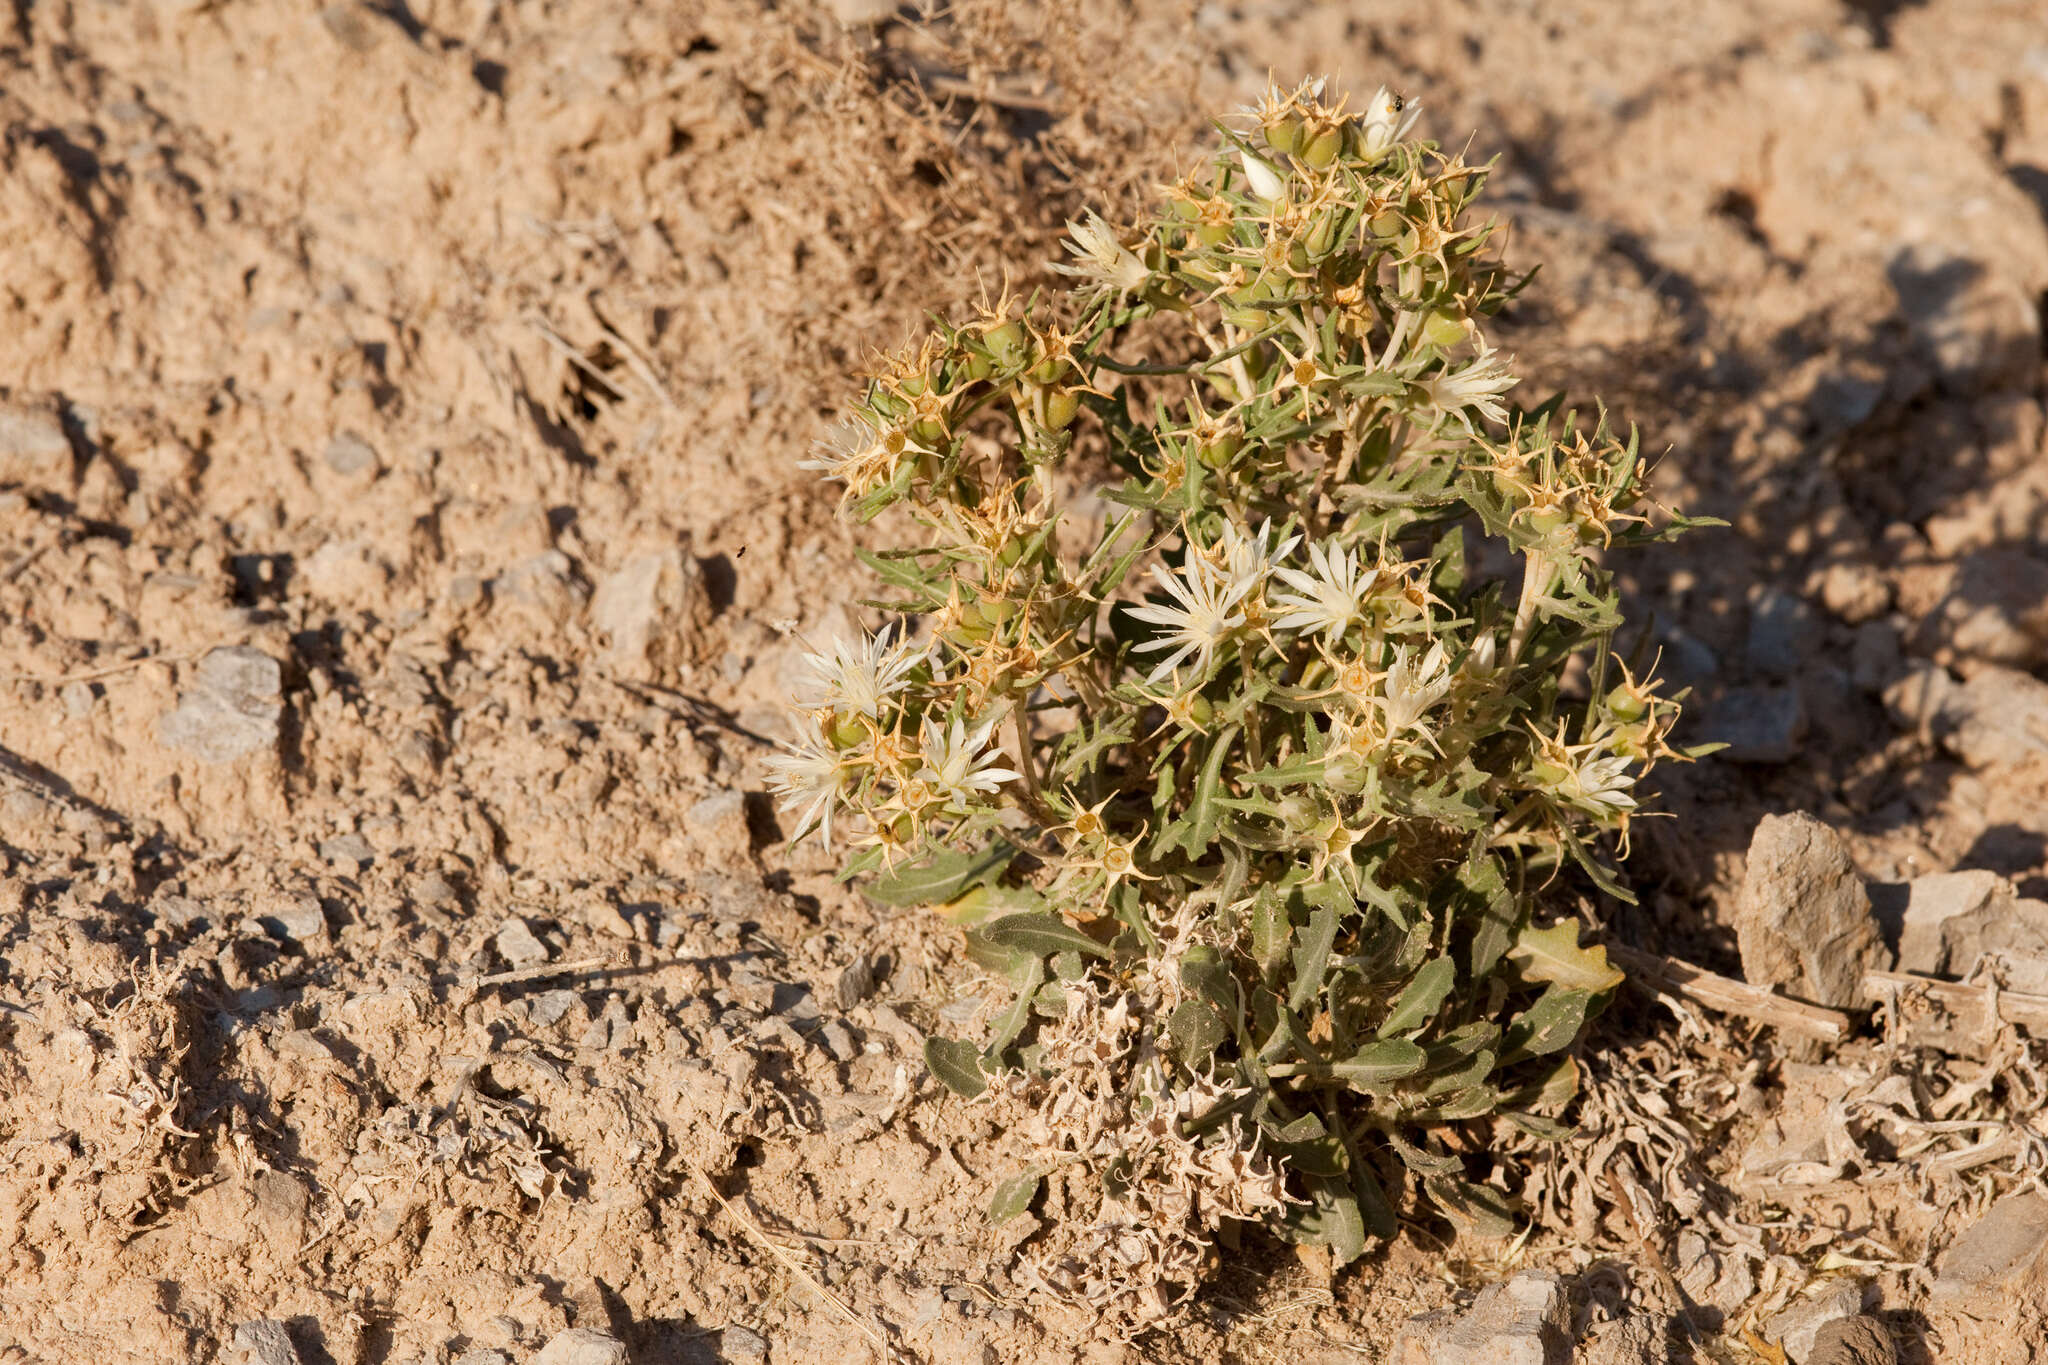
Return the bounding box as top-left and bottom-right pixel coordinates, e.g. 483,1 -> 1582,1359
1611,945 -> 1852,1045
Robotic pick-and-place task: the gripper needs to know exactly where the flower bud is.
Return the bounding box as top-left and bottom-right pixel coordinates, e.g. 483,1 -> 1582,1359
1421,309 -> 1467,349
829,715 -> 867,750
1605,683 -> 1650,723
981,320 -> 1027,368
1300,123 -> 1344,168
1043,387 -> 1081,431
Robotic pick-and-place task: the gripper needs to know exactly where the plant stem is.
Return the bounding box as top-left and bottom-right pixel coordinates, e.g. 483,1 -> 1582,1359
1507,548 -> 1552,668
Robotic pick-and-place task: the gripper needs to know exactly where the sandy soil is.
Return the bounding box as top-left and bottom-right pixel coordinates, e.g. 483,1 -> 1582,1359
3,1 -> 2046,1362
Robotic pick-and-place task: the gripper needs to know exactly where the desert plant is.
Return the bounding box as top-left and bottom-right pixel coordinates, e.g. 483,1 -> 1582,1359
771,75 -> 1710,1321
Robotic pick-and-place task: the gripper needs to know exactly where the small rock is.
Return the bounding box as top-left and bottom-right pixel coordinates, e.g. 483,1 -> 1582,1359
1890,241 -> 2042,395
453,1352 -> 513,1365
525,989 -> 578,1027
1737,813 -> 1889,1009
589,544 -> 710,681
1391,1270 -> 1569,1365
835,953 -> 876,1010
1809,1316 -> 1896,1365
495,918 -> 549,970
158,646 -> 284,763
492,550 -> 588,624
1706,685 -> 1807,764
1747,586 -> 1815,678
720,1324 -> 770,1364
320,833 -> 376,873
819,1019 -> 859,1063
1579,1314 -> 1669,1365
1878,869 -> 2048,990
229,1319 -> 301,1365
685,789 -> 754,855
1818,562 -> 1891,626
532,1327 -> 627,1365
1763,1278 -> 1865,1363
1848,621 -> 1902,694
0,405 -> 72,488
1886,663 -> 2048,768
1911,549 -> 2048,669
322,431 -> 378,476
61,679 -> 95,718
261,893 -> 328,944
1933,1188 -> 2048,1304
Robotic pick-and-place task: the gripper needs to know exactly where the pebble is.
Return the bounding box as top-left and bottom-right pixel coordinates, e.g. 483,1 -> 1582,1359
819,1019 -> 860,1063
1809,1316 -> 1895,1365
685,790 -> 754,856
1890,240 -> 2042,395
1883,869 -> 2048,991
452,1352 -> 512,1365
1391,1270 -> 1569,1365
835,952 -> 876,1009
0,406 -> 71,488
1933,1188 -> 2048,1303
1747,586 -> 1814,678
228,1320 -> 301,1365
1847,620 -> 1902,694
1911,549 -> 2048,669
261,892 -> 328,944
1762,1278 -> 1865,1363
720,1324 -> 771,1364
1884,662 -> 2048,767
320,833 -> 376,873
495,918 -> 550,969
589,546 -> 710,680
532,1327 -> 628,1365
491,550 -> 588,624
1705,684 -> 1806,763
158,646 -> 285,763
1676,1229 -> 1756,1320
322,431 -> 378,476
1736,813 -> 1889,1009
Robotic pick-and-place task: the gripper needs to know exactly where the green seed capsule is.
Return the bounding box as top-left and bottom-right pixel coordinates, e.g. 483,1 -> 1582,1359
829,716 -> 866,749
1606,685 -> 1650,723
1043,387 -> 1081,430
1368,209 -> 1406,239
1301,125 -> 1344,168
1197,432 -> 1242,469
982,321 -> 1026,368
1195,220 -> 1234,248
960,350 -> 994,384
911,417 -> 947,444
1421,309 -> 1467,348
1027,352 -> 1069,386
1529,759 -> 1572,787
1527,506 -> 1570,538
1265,117 -> 1303,157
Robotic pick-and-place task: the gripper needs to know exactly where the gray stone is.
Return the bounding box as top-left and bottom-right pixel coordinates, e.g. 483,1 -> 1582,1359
159,646 -> 284,763
322,431 -> 378,476
835,952 -> 876,1010
0,407 -> 71,488
1877,870 -> 2048,990
1747,586 -> 1815,678
526,989 -> 578,1026
1763,1278 -> 1865,1363
1391,1270 -> 1569,1365
229,1319 -> 301,1365
685,790 -> 754,856
1933,1189 -> 2048,1303
1809,1316 -> 1895,1365
819,1019 -> 860,1063
1737,814 -> 1889,1009
492,550 -> 588,624
720,1324 -> 770,1364
1890,241 -> 2042,395
1819,562 -> 1891,626
262,893 -> 328,944
1706,685 -> 1807,764
320,833 -> 376,872
532,1328 -> 628,1365
589,544 -> 709,681
1887,663 -> 2048,768
1848,621 -> 1902,694
1912,549 -> 2048,669
453,1353 -> 512,1365
495,918 -> 549,970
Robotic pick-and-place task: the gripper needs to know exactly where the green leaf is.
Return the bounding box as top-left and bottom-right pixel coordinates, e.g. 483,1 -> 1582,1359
863,843 -> 1016,908
1425,1173 -> 1518,1238
1502,1110 -> 1576,1141
983,911 -> 1109,960
987,1170 -> 1043,1224
1251,890 -> 1291,981
1505,920 -> 1625,993
1377,955 -> 1457,1037
1286,899 -> 1339,1012
1168,999 -> 1230,1065
924,1036 -> 988,1099
984,957 -> 1047,1057
1411,1083 -> 1501,1122
1500,986 -> 1593,1064
1285,1172 -> 1370,1266
1328,1038 -> 1427,1092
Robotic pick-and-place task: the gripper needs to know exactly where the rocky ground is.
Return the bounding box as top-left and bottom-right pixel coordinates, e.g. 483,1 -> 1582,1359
2,1 -> 2047,1362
